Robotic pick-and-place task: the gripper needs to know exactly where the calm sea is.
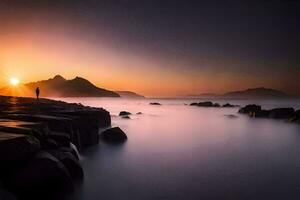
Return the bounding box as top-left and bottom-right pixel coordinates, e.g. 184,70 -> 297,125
54,98 -> 300,200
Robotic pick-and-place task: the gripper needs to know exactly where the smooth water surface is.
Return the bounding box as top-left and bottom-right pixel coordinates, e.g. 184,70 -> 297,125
55,98 -> 300,200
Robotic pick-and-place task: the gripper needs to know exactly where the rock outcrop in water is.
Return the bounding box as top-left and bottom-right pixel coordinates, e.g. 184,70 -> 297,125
0,95 -> 112,199
190,101 -> 235,108
101,127 -> 128,143
119,111 -> 132,116
149,102 -> 161,105
239,104 -> 299,123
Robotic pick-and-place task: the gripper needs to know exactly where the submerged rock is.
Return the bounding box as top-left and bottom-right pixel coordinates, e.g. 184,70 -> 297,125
122,115 -> 131,119
101,127 -> 127,143
149,102 -> 161,105
119,111 -> 132,116
224,114 -> 238,119
136,112 -> 142,115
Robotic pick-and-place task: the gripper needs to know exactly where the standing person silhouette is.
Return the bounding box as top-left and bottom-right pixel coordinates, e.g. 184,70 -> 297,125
36,87 -> 40,100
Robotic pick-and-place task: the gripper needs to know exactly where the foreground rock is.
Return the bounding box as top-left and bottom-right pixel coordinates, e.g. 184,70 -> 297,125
0,96 -> 112,199
101,127 -> 127,143
239,104 -> 299,123
0,132 -> 40,161
9,151 -> 73,198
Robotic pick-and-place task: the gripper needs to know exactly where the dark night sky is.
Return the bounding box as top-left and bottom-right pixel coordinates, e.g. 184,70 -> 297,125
0,0 -> 299,96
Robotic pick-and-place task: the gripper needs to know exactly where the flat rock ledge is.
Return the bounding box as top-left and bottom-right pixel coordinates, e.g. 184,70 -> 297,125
0,95 -> 111,199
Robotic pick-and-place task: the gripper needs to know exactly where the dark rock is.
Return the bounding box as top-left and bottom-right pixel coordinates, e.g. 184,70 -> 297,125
122,115 -> 131,119
190,102 -> 198,106
42,138 -> 58,149
198,101 -> 214,107
289,110 -> 300,123
101,127 -> 127,143
136,112 -> 142,115
239,104 -> 261,114
213,103 -> 220,107
59,143 -> 80,161
9,151 -> 73,197
47,150 -> 83,180
119,111 -> 131,116
269,108 -> 295,119
47,132 -> 70,147
222,103 -> 236,107
149,102 -> 161,105
255,110 -> 270,118
0,132 -> 40,161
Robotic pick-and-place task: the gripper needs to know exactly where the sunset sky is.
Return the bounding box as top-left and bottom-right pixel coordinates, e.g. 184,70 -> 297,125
0,0 -> 299,97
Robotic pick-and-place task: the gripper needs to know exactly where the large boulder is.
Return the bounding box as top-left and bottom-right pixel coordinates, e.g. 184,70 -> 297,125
119,111 -> 131,116
101,127 -> 127,143
269,108 -> 295,119
9,151 -> 73,198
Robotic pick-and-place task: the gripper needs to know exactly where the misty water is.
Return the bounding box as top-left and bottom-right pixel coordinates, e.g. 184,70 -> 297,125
56,98 -> 300,200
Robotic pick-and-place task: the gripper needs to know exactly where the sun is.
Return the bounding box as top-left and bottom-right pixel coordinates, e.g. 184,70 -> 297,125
10,77 -> 20,86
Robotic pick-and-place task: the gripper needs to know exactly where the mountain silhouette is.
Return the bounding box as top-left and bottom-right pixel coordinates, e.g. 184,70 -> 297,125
223,87 -> 288,98
115,91 -> 144,98
0,75 -> 120,97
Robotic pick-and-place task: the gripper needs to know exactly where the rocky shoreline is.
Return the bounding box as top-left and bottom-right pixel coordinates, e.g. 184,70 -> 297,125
0,96 -> 117,199
238,104 -> 300,123
190,101 -> 300,124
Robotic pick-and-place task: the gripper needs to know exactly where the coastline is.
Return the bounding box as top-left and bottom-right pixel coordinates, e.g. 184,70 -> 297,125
0,95 -> 111,199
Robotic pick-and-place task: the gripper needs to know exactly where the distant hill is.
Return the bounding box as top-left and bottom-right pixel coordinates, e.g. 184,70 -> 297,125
185,93 -> 218,98
185,87 -> 289,99
115,91 -> 145,98
0,75 -> 120,97
223,87 -> 288,98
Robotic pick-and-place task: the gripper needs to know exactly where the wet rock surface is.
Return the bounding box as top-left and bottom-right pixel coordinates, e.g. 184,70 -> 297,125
0,95 -> 111,199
